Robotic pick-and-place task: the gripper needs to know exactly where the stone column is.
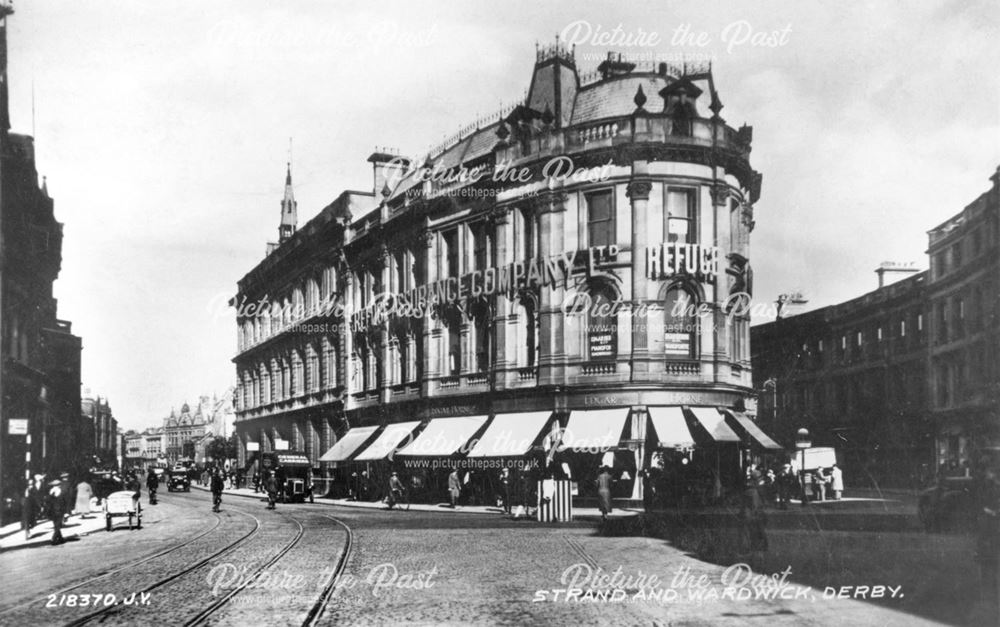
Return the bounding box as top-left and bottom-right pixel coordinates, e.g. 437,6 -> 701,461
420,229 -> 439,390
341,270 -> 355,397
628,174 -> 653,378
537,192 -> 568,381
490,206 -> 511,378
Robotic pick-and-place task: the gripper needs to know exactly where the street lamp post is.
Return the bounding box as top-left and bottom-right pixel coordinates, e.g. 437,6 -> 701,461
795,428 -> 811,506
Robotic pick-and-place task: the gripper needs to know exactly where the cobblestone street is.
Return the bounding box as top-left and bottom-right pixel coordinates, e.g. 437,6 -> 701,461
0,488 -> 968,626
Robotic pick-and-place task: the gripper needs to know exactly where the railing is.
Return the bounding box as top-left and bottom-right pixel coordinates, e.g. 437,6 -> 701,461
439,376 -> 460,389
581,361 -> 617,375
466,373 -> 489,386
665,361 -> 701,376
517,367 -> 538,381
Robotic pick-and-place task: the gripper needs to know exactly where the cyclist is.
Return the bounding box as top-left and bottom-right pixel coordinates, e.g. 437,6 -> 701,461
210,467 -> 225,512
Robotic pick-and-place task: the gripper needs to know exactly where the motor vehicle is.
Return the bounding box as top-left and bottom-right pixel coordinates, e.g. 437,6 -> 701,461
918,476 -> 976,532
167,467 -> 191,492
261,451 -> 313,503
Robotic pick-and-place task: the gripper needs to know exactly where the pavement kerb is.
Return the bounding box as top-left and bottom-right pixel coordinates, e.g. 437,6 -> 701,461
189,484 -> 638,520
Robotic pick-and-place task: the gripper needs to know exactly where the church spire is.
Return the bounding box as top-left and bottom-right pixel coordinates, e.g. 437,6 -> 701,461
278,161 -> 297,243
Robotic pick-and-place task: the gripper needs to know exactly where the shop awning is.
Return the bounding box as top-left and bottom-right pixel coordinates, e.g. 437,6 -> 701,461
318,426 -> 379,462
395,416 -> 488,457
647,407 -> 695,449
558,408 -> 629,452
353,421 -> 422,461
688,407 -> 740,442
722,410 -> 784,450
466,411 -> 553,457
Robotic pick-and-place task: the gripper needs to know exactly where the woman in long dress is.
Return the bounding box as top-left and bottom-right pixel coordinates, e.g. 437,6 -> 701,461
75,479 -> 94,517
596,467 -> 614,521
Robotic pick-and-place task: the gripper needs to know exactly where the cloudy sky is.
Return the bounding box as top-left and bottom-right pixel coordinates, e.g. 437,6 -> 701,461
6,0 -> 998,431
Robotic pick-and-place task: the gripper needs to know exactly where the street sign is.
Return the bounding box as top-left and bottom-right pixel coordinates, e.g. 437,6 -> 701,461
246,442 -> 260,452
8,419 -> 28,435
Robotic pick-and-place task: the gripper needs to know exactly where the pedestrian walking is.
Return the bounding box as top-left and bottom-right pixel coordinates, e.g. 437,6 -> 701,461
45,477 -> 67,545
21,475 -> 41,540
263,470 -> 278,510
387,472 -> 406,510
75,477 -> 94,517
210,468 -> 225,512
146,468 -> 159,505
740,471 -> 768,570
447,468 -> 461,508
830,464 -> 844,500
499,468 -> 512,514
816,467 -> 828,501
596,466 -> 614,521
776,464 -> 793,510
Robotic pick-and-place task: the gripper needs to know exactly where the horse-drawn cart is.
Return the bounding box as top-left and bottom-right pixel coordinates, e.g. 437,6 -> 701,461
103,490 -> 142,531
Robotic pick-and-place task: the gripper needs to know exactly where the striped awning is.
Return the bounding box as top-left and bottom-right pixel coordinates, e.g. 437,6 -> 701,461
688,407 -> 740,442
466,411 -> 553,457
723,410 -> 784,450
394,416 -> 488,457
318,427 -> 378,462
647,407 -> 695,449
558,408 -> 629,452
353,421 -> 422,461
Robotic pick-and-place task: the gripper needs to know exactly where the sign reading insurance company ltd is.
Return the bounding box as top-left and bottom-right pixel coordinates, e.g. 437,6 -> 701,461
350,242 -> 720,331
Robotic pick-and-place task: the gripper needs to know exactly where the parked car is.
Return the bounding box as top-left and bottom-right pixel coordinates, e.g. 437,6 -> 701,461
919,476 -> 976,532
167,467 -> 191,492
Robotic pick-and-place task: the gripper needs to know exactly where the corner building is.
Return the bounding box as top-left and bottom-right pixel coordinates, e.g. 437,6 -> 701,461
232,45 -> 763,503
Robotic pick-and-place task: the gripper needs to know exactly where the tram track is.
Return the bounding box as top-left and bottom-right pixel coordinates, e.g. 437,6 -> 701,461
61,505 -> 264,627
0,508 -> 225,618
302,513 -> 354,627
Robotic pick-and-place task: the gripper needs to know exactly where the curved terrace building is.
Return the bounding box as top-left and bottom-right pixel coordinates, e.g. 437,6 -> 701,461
232,45 -> 765,504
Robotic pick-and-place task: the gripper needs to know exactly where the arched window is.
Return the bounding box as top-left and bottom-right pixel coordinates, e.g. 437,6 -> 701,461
271,302 -> 282,335
306,279 -> 320,315
291,351 -> 303,396
323,337 -> 337,389
587,284 -> 619,361
292,289 -> 304,321
259,363 -> 270,405
664,286 -> 698,358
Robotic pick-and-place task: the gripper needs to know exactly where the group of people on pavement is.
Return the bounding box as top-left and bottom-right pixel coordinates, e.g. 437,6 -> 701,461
20,471 -> 98,545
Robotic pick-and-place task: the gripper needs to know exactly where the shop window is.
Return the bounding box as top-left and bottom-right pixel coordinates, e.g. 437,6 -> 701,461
665,189 -> 696,243
586,190 -> 615,248
585,284 -> 619,361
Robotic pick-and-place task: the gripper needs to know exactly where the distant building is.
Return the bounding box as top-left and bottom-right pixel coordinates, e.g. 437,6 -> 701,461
925,166 -> 1000,472
1,6 -> 83,521
752,272 -> 931,486
753,165 -> 1000,486
81,391 -> 118,465
163,393 -> 234,464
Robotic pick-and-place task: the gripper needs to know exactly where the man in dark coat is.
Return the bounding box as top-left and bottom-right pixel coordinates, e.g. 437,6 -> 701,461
46,477 -> 68,545
146,468 -> 159,505
21,475 -> 41,541
263,470 -> 278,510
